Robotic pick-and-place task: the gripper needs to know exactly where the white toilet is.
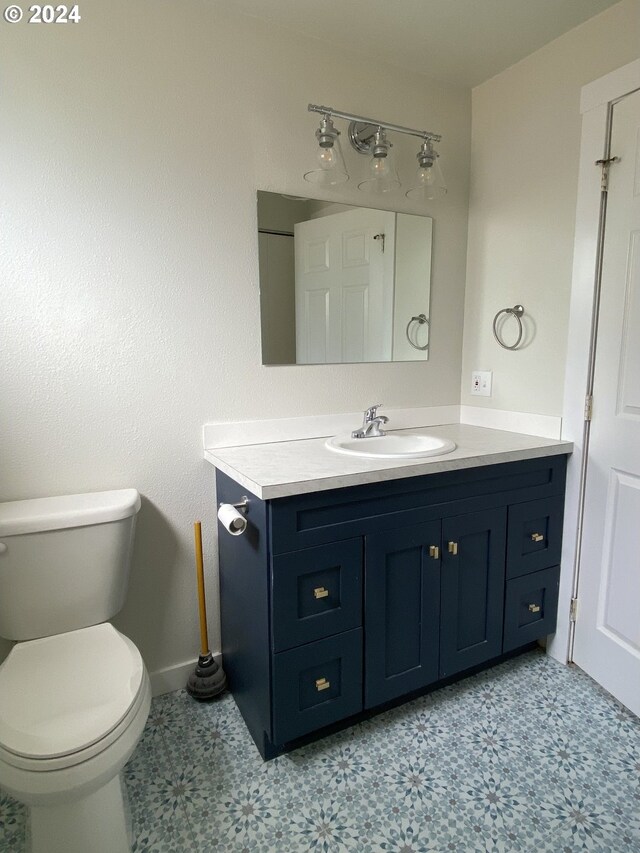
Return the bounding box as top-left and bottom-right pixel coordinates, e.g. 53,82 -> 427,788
0,489 -> 151,853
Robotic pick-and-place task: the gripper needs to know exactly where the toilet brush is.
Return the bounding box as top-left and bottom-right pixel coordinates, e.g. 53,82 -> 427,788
186,521 -> 227,700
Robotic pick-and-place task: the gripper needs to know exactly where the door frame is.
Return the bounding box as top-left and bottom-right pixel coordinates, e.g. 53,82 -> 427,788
548,58 -> 640,665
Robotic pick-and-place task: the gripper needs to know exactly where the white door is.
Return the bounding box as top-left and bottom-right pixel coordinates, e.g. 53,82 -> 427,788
573,89 -> 640,715
294,208 -> 395,363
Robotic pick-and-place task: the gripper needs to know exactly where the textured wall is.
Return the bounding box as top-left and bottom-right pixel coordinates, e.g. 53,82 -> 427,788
0,1 -> 470,674
461,0 -> 640,415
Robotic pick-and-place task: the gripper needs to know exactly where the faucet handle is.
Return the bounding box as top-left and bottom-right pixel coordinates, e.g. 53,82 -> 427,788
364,403 -> 383,421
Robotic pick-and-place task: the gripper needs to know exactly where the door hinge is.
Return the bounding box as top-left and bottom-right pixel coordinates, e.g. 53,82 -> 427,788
584,394 -> 593,421
595,156 -> 620,192
570,597 -> 578,623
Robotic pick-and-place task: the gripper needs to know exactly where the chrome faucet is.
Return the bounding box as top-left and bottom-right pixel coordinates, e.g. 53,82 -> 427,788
351,403 -> 389,439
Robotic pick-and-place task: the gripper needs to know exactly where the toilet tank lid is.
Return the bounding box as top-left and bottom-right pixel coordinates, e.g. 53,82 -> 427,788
0,489 -> 141,536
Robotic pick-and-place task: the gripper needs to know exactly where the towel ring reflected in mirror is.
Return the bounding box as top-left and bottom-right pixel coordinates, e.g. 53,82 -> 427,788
406,313 -> 429,351
493,304 -> 525,350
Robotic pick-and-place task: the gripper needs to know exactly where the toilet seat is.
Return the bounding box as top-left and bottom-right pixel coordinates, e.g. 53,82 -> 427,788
0,624 -> 145,770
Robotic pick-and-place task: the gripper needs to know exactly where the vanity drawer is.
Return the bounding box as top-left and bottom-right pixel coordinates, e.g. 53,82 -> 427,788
271,539 -> 362,652
503,565 -> 560,652
272,628 -> 363,744
506,496 -> 564,579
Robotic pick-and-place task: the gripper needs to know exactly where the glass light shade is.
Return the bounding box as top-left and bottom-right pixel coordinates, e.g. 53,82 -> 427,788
303,136 -> 349,186
406,158 -> 447,200
357,151 -> 400,194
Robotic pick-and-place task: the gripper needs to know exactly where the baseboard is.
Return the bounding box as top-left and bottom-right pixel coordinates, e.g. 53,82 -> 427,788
149,652 -> 223,697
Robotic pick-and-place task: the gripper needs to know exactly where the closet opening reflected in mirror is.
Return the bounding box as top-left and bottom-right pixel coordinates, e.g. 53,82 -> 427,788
257,191 -> 433,365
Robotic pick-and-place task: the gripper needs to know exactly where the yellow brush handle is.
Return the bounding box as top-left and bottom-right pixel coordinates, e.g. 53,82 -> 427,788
193,521 -> 209,656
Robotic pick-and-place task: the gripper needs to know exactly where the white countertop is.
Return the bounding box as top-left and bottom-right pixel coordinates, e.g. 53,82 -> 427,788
204,423 -> 573,500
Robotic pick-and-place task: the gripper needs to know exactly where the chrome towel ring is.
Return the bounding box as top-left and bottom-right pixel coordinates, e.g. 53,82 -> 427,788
492,305 -> 524,350
406,314 -> 429,351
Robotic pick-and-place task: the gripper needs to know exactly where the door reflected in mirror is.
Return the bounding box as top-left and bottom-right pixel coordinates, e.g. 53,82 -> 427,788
258,191 -> 432,365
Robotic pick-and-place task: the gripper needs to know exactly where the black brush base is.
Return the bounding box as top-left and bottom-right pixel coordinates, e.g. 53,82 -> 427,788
186,652 -> 227,700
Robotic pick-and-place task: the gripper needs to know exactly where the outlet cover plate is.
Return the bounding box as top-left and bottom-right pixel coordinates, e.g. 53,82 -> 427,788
471,370 -> 492,397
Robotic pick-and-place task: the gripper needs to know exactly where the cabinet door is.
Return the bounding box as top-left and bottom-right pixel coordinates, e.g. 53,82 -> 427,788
440,508 -> 507,679
364,521 -> 441,708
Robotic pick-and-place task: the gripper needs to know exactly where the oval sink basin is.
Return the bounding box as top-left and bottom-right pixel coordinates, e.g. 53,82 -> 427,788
325,432 -> 456,460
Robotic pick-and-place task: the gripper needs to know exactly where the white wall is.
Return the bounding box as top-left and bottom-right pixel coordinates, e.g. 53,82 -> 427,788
461,0 -> 640,416
0,2 -> 470,675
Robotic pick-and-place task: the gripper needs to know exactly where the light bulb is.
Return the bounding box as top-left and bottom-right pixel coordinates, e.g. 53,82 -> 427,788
420,165 -> 435,186
303,116 -> 349,186
358,129 -> 400,193
371,156 -> 391,179
358,155 -> 400,193
318,147 -> 339,169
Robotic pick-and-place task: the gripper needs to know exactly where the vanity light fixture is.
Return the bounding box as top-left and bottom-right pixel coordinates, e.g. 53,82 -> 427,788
305,103 -> 445,199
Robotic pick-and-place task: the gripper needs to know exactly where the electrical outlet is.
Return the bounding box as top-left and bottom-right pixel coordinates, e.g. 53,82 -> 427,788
471,370 -> 492,397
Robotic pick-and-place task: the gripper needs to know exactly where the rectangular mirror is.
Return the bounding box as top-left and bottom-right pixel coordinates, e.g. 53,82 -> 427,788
258,191 -> 432,364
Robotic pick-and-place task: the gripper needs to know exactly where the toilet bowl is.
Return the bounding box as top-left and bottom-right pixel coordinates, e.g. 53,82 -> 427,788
0,489 -> 150,853
0,624 -> 151,853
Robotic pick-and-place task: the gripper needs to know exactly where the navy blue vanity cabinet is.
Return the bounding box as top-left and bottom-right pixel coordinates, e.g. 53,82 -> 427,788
215,453 -> 568,760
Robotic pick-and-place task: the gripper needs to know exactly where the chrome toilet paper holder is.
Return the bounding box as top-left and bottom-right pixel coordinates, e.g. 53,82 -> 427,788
223,497 -> 249,512
217,497 -> 249,536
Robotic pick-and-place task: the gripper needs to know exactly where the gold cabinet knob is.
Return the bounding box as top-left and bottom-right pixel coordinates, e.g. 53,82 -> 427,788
531,533 -> 544,542
429,545 -> 440,559
315,677 -> 330,691
313,587 -> 329,599
448,541 -> 458,556
528,603 -> 541,613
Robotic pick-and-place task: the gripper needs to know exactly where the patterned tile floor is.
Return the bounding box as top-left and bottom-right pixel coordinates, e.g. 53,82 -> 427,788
1,649 -> 639,852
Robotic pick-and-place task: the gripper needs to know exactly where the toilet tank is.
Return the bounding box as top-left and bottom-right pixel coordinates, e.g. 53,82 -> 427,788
0,489 -> 141,641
